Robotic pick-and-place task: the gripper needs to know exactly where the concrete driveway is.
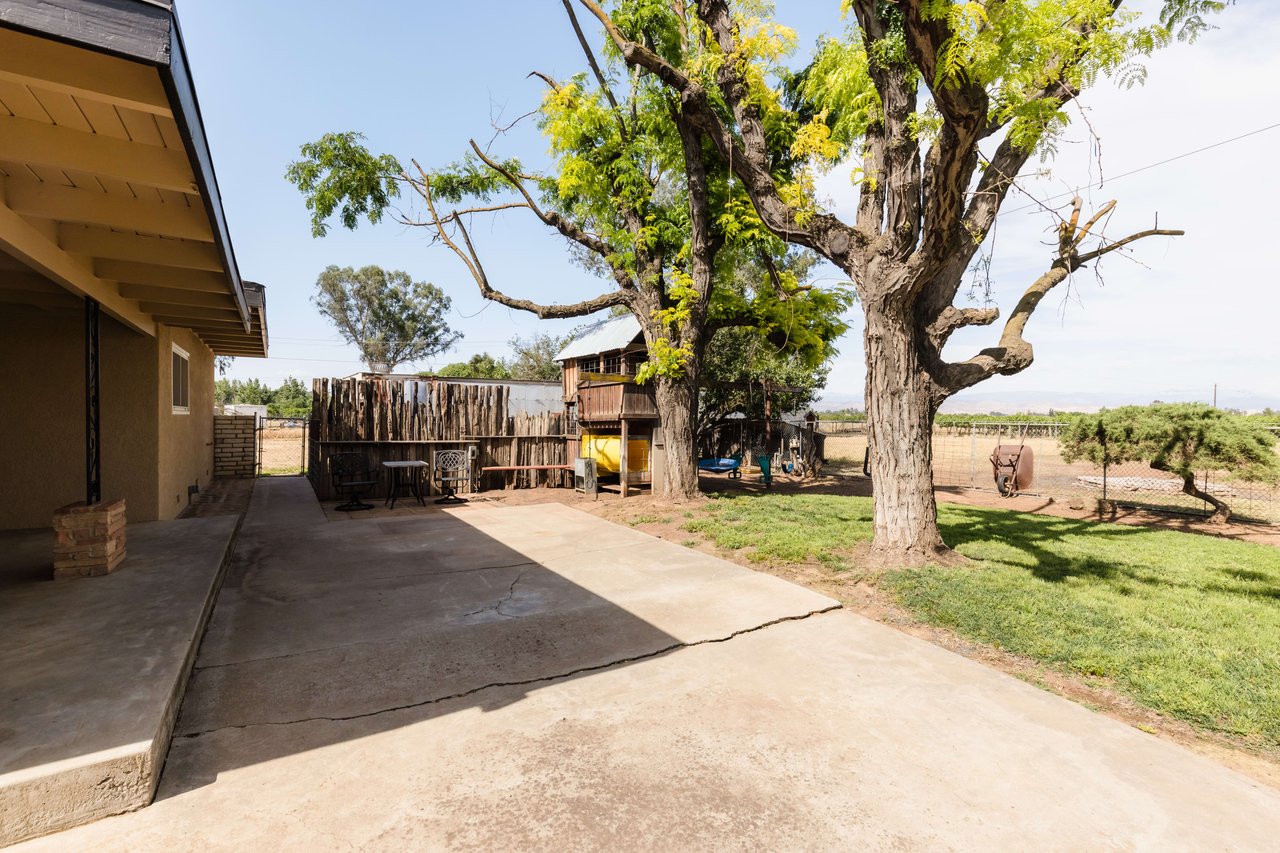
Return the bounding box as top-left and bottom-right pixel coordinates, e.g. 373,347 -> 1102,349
17,477 -> 1280,851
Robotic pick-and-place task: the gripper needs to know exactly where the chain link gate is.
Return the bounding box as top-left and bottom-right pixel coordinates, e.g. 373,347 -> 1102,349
257,417 -> 309,476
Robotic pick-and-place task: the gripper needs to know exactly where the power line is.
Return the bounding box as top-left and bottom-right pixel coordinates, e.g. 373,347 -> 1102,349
1000,120 -> 1280,217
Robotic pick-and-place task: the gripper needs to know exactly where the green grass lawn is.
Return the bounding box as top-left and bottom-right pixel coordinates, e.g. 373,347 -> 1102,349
682,493 -> 1280,750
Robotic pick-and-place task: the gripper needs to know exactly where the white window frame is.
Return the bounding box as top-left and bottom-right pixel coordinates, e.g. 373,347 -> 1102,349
171,344 -> 190,414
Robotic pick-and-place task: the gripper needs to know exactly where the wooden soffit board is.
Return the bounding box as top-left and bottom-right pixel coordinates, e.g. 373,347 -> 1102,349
0,23 -> 255,340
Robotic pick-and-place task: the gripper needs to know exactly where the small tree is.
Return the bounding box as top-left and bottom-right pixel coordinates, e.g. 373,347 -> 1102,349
314,264 -> 460,373
1061,404 -> 1280,523
434,353 -> 512,379
232,378 -> 274,406
269,377 -> 312,418
508,333 -> 570,382
698,326 -> 831,434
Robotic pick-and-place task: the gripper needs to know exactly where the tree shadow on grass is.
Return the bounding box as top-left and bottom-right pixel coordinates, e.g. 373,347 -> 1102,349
938,505 -> 1280,599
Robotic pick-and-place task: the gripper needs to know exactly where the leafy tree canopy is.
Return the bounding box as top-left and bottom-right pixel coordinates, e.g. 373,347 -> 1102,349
699,325 -> 831,431
1060,403 -> 1278,522
215,376 -> 312,418
433,353 -> 512,379
314,264 -> 461,373
508,332 -> 572,381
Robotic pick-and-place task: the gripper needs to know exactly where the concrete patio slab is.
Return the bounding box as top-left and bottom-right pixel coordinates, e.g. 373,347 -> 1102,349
16,612 -> 1280,851
0,516 -> 239,846
175,480 -> 836,734
14,477 -> 1280,850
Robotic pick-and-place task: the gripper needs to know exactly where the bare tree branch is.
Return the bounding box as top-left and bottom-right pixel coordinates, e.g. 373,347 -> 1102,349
407,159 -> 631,320
464,141 -> 631,291
561,0 -> 629,141
931,198 -> 1182,395
526,70 -> 562,92
1076,225 -> 1183,265
926,305 -> 1000,350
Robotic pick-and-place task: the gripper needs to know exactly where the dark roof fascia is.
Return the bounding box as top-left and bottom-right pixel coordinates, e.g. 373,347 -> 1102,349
0,0 -> 174,63
0,0 -> 252,332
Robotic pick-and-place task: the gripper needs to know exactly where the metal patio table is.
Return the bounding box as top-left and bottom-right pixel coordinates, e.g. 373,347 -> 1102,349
381,460 -> 429,509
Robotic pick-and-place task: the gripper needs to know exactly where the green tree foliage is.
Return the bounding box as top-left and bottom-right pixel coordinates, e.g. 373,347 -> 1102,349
269,377 -> 312,418
1060,404 -> 1279,522
313,265 -> 460,373
507,332 -> 571,381
434,353 -> 512,379
215,377 -> 313,418
698,325 -> 831,432
285,132 -> 402,237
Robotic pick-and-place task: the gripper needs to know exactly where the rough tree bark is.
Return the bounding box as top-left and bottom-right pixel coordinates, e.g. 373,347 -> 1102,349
580,0 -> 1184,562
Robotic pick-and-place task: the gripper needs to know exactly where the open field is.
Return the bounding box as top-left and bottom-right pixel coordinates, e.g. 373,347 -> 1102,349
821,427 -> 1280,524
258,424 -> 307,475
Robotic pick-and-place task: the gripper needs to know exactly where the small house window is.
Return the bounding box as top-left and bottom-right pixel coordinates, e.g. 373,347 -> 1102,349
602,353 -> 623,374
578,356 -> 598,373
171,345 -> 190,414
626,352 -> 646,375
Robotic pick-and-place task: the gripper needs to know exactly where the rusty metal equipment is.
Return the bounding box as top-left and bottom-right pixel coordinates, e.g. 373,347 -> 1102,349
991,444 -> 1035,496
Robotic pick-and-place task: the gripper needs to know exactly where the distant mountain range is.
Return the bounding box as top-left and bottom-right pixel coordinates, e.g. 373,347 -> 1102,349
815,388 -> 1279,415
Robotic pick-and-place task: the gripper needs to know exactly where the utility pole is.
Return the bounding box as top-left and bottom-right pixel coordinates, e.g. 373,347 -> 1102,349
1213,383 -> 1217,408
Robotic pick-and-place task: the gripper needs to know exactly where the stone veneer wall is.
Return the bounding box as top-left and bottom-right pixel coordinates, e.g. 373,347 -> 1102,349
213,416 -> 256,478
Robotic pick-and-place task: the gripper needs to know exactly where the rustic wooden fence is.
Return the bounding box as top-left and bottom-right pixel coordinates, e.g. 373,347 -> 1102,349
309,377 -> 572,500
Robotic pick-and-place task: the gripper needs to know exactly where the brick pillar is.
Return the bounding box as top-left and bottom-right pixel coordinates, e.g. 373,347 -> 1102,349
52,498 -> 127,579
214,415 -> 257,477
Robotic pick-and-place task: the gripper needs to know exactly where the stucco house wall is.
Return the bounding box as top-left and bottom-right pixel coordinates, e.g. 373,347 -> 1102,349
0,305 -> 216,529
155,325 -> 214,520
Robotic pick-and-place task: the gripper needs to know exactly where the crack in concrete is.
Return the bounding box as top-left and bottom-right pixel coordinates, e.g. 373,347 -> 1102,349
176,604 -> 841,739
460,569 -> 529,619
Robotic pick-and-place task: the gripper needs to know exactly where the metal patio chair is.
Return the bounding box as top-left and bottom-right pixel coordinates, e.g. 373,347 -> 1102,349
433,448 -> 470,505
330,452 -> 378,512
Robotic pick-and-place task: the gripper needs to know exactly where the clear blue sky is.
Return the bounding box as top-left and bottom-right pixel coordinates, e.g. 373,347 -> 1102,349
179,0 -> 1280,412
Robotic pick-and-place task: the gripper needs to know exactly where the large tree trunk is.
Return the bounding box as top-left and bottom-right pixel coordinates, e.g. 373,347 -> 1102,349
654,375 -> 700,501
863,296 -> 951,563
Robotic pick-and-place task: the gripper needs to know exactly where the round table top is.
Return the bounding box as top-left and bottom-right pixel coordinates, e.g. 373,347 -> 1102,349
381,460 -> 429,468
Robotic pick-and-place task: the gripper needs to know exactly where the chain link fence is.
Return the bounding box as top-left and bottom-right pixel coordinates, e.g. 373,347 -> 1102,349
821,421 -> 1280,524
257,417 -> 308,476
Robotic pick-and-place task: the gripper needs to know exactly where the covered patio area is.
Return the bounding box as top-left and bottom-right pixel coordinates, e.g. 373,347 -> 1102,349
0,515 -> 239,845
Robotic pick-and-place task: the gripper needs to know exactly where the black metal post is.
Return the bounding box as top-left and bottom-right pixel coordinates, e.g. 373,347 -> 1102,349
85,297 -> 102,505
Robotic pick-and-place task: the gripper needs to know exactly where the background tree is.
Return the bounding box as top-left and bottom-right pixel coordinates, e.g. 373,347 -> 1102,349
508,332 -> 571,381
580,0 -> 1223,560
698,326 -> 831,434
225,377 -> 273,406
214,377 -> 313,417
1060,404 -> 1280,523
433,353 -> 512,379
313,264 -> 461,373
287,6 -> 848,500
268,377 -> 312,418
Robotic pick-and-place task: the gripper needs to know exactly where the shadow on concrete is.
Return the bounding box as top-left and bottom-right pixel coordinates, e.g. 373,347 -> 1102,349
158,478 -> 830,800
0,516 -> 239,845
